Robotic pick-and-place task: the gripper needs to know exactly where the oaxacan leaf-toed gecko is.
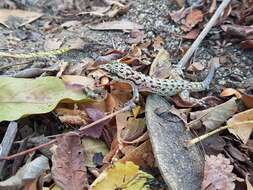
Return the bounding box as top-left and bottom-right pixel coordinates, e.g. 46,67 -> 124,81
99,62 -> 219,103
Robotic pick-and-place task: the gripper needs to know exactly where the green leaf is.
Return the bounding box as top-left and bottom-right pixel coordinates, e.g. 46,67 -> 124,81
0,76 -> 90,122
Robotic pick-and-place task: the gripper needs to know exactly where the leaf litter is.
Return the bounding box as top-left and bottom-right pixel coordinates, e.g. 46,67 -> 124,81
0,0 -> 253,189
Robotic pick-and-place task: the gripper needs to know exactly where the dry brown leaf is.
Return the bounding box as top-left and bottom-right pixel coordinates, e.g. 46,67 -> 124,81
51,134 -> 88,190
220,88 -> 242,98
181,9 -> 203,31
181,29 -> 200,40
187,62 -> 205,72
188,97 -> 238,130
89,20 -> 143,31
55,107 -> 89,125
227,108 -> 253,144
221,25 -> 253,39
201,154 -> 237,190
119,140 -> 155,169
240,91 -> 253,109
221,89 -> 253,108
0,9 -> 43,28
241,40 -> 253,49
105,93 -> 118,112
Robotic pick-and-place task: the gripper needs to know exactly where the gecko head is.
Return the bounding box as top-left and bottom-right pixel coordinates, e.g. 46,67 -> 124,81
99,62 -> 132,80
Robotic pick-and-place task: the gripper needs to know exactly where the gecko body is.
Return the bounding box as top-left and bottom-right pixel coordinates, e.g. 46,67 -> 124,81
99,62 -> 218,100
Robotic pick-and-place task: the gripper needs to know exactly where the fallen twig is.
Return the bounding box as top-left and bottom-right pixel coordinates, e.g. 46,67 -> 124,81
186,120 -> 253,146
177,0 -> 231,69
0,122 -> 18,172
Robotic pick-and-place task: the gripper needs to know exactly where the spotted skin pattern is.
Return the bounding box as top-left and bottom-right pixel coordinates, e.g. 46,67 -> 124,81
99,62 -> 217,97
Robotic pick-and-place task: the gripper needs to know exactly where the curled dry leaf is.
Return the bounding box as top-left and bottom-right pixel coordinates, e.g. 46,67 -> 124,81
116,111 -> 148,145
188,97 -> 238,130
227,108 -> 253,144
220,88 -> 242,98
51,134 -> 88,190
201,154 -> 237,190
181,29 -> 200,40
187,62 -> 205,72
149,48 -> 172,79
221,88 -> 253,108
181,9 -> 203,31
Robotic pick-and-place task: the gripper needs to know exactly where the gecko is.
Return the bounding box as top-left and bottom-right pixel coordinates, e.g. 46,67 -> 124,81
99,62 -> 219,103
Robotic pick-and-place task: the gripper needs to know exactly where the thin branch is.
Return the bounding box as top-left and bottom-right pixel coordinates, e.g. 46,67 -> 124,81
186,120 -> 253,146
79,101 -> 135,133
0,102 -> 135,160
0,139 -> 57,161
0,122 -> 18,171
177,0 -> 231,69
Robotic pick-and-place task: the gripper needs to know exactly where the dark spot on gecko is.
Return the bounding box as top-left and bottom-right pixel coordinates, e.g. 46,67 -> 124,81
125,73 -> 131,77
134,76 -> 141,80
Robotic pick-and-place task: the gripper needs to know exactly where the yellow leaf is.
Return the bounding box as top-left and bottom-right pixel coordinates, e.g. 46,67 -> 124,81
0,76 -> 90,122
90,161 -> 153,190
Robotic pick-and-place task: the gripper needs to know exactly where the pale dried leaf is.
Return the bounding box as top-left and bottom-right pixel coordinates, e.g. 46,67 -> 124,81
188,97 -> 238,130
227,108 -> 253,144
0,156 -> 49,189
